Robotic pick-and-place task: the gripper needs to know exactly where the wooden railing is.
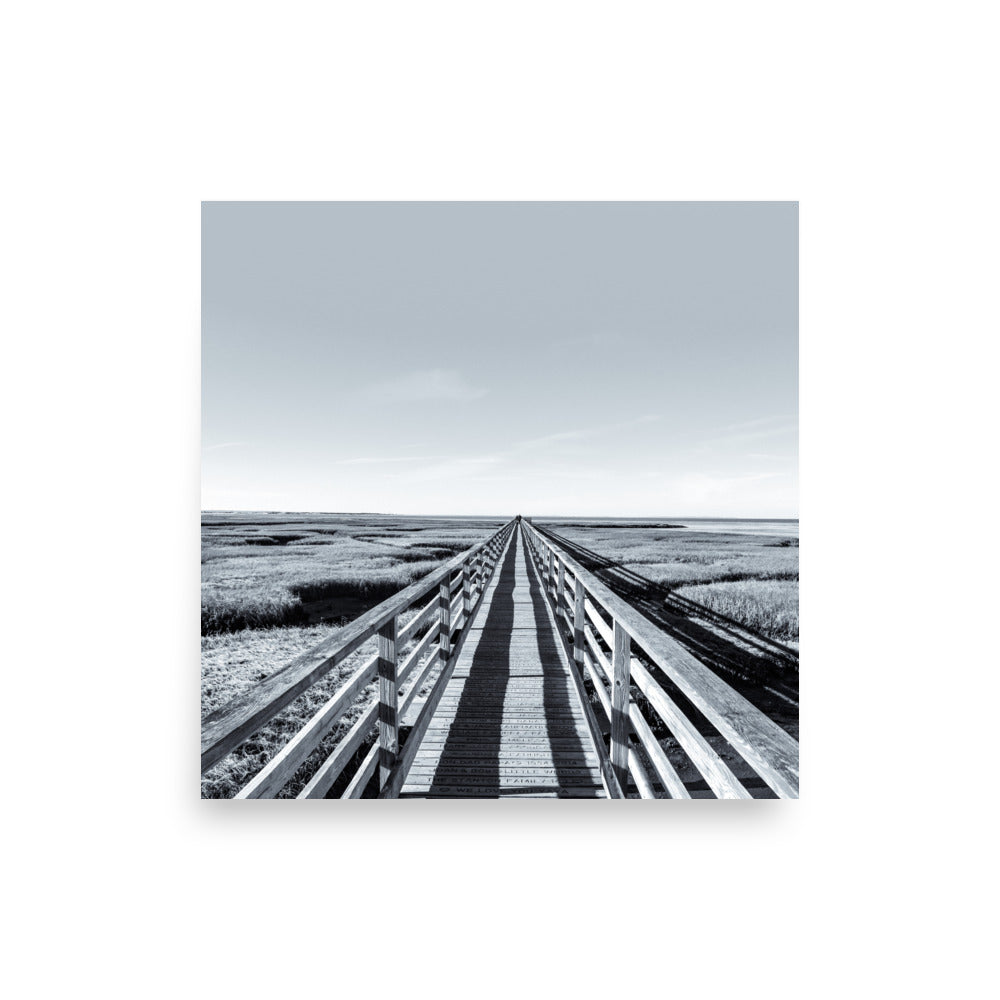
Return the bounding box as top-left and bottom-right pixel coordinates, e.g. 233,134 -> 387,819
202,518 -> 518,798
521,519 -> 799,799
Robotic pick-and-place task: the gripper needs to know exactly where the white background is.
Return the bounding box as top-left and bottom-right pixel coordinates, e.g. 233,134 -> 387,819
4,3 -> 996,998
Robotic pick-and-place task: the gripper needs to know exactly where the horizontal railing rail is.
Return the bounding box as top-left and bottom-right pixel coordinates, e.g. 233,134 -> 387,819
520,519 -> 799,799
202,518 -> 518,797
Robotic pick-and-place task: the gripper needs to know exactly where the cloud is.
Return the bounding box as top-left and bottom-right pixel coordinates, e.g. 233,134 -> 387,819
514,414 -> 660,450
203,442 -> 248,453
383,455 -> 503,483
333,455 -> 440,466
366,368 -> 487,402
720,414 -> 795,434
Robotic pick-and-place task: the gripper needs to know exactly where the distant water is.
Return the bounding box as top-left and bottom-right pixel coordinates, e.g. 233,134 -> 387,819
670,517 -> 798,538
542,516 -> 799,538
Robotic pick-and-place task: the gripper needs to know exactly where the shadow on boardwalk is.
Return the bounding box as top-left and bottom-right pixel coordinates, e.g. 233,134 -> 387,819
427,530 -> 598,797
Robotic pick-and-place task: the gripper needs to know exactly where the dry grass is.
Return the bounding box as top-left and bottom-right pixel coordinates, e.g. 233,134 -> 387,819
200,625 -> 377,798
675,579 -> 799,642
540,520 -> 798,640
201,513 -> 502,634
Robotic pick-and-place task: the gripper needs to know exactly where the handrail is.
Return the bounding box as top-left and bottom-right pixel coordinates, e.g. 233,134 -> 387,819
520,519 -> 798,799
202,518 -> 518,794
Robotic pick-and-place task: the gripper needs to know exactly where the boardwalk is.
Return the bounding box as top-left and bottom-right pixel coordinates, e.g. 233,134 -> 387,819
203,516 -> 799,799
400,526 -> 607,797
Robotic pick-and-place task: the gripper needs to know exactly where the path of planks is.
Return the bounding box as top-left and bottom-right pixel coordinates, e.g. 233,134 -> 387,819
400,525 -> 607,798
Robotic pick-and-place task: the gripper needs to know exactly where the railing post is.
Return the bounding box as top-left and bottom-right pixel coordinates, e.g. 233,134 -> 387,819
439,578 -> 451,666
377,615 -> 399,791
573,577 -> 585,674
462,560 -> 472,618
611,619 -> 631,793
547,548 -> 555,599
557,560 -> 565,612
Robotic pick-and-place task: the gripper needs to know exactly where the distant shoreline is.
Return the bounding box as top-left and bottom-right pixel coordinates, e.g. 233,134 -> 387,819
201,509 -> 798,523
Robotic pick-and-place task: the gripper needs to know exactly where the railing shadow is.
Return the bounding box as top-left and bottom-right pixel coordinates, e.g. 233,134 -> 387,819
427,536 -> 519,796
521,532 -> 600,796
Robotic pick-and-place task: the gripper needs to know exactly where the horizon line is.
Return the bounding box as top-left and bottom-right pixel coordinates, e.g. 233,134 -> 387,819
201,508 -> 800,520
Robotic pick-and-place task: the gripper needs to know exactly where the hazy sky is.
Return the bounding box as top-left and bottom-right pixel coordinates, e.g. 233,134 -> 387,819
202,202 -> 797,517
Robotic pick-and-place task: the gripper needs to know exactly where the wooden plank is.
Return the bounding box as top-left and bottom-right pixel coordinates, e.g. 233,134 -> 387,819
377,616 -> 398,790
581,649 -> 655,798
405,764 -> 603,779
630,658 -> 752,799
629,748 -> 657,799
585,598 -> 613,647
342,742 -> 378,798
573,580 -> 587,672
396,594 -> 438,645
297,701 -> 378,799
398,633 -> 444,721
233,652 -> 378,799
611,620 -> 631,791
583,648 -> 613,719
202,519 -> 516,772
397,621 -> 440,689
399,785 -> 605,799
438,579 -> 451,665
410,749 -> 598,764
628,702 -> 691,799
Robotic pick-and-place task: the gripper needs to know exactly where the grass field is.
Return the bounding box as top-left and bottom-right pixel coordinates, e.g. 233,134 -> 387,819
536,520 -> 799,642
202,512 -> 504,634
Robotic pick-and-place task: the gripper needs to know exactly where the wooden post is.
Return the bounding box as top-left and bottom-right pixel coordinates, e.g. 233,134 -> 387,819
462,561 -> 472,618
377,615 -> 399,791
547,549 -> 555,599
438,579 -> 451,666
573,577 -> 585,674
557,560 -> 565,613
611,619 -> 631,793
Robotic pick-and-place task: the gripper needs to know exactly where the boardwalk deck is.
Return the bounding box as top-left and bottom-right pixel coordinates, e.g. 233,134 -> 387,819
400,525 -> 608,798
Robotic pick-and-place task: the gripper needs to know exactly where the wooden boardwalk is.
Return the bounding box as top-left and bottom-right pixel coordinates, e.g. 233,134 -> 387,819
400,525 -> 607,798
205,515 -> 798,799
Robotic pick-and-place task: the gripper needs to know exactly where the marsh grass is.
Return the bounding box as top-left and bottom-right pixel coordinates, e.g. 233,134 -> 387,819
541,520 -> 799,641
200,624 -> 374,798
201,513 -> 501,635
676,579 -> 799,642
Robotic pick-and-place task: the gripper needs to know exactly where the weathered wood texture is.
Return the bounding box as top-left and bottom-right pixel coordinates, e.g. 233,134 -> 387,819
398,525 -> 610,798
377,617 -> 399,789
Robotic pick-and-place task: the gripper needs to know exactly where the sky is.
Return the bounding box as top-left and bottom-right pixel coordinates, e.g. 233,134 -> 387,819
202,202 -> 797,517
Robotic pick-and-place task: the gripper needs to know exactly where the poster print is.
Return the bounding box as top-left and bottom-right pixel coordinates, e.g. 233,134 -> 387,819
201,202 -> 798,799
